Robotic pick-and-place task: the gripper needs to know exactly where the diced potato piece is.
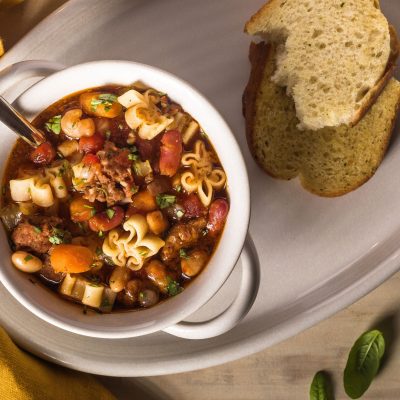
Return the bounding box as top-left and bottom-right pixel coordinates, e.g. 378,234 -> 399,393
82,284 -> 104,308
59,274 -> 77,296
99,287 -> 117,313
70,277 -> 87,301
57,140 -> 79,157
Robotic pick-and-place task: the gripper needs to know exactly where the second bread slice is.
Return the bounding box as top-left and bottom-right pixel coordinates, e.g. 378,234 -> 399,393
243,42 -> 400,197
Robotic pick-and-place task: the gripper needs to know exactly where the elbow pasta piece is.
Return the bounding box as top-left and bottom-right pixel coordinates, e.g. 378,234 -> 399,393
181,140 -> 226,206
9,164 -> 68,207
102,214 -> 165,270
118,89 -> 173,140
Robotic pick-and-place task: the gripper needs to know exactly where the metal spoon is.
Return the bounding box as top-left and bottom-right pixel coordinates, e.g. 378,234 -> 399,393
0,95 -> 45,147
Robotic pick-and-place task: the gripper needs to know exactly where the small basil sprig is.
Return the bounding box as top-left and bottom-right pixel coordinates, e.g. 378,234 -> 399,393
343,330 -> 385,399
310,371 -> 333,400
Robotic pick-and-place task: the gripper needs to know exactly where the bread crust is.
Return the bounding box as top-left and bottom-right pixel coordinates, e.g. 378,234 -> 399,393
242,42 -> 400,197
349,25 -> 400,127
242,42 -> 281,179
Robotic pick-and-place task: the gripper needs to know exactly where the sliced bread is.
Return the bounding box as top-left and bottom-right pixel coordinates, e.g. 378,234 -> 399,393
243,42 -> 400,196
245,0 -> 397,130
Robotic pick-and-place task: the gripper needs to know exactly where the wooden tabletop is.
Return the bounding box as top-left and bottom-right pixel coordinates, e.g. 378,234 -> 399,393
1,1 -> 400,399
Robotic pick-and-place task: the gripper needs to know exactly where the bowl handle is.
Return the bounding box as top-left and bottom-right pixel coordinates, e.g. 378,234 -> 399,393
0,60 -> 64,98
163,234 -> 260,339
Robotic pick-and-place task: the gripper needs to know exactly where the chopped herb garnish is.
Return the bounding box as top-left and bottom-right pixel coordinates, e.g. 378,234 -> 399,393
118,124 -> 124,130
176,209 -> 184,219
49,227 -> 71,245
98,230 -> 104,238
179,248 -> 189,259
139,291 -> 144,300
128,153 -> 139,161
128,146 -> 139,161
130,185 -> 139,194
167,278 -> 182,296
105,130 -> 111,139
33,226 -> 42,234
90,93 -> 117,112
44,115 -> 61,135
106,209 -> 115,220
175,185 -> 182,193
24,255 -> 33,262
83,204 -> 94,209
156,194 -> 176,209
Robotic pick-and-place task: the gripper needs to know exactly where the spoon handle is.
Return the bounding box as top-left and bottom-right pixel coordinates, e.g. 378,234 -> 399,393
0,96 -> 45,147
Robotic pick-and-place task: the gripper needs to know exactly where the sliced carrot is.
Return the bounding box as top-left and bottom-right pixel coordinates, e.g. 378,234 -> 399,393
50,244 -> 94,273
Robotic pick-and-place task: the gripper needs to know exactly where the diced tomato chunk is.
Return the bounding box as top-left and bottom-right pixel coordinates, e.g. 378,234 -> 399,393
82,153 -> 100,165
207,199 -> 229,235
182,193 -> 207,218
30,142 -> 56,165
159,130 -> 182,177
88,206 -> 124,232
79,132 -> 105,154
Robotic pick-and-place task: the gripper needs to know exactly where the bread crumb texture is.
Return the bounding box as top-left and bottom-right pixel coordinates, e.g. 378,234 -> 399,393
246,44 -> 400,197
246,0 -> 391,130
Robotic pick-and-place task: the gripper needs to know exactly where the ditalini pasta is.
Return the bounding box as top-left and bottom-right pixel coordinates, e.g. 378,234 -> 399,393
102,214 -> 165,270
2,83 -> 229,313
181,140 -> 227,206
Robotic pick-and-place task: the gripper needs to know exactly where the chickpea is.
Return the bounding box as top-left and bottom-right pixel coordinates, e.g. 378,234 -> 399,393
61,109 -> 95,139
145,260 -> 169,293
11,251 -> 43,273
109,267 -> 130,293
146,211 -> 169,235
181,249 -> 209,277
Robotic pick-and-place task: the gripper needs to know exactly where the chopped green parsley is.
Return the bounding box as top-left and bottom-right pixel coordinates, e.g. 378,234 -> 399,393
156,194 -> 176,209
179,248 -> 189,259
176,209 -> 184,219
49,227 -> 71,245
106,208 -> 115,220
90,93 -> 118,112
44,115 -> 61,135
167,278 -> 182,297
33,226 -> 42,234
24,255 -> 33,262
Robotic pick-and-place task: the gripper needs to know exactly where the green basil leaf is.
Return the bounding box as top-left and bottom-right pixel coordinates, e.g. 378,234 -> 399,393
310,371 -> 333,400
343,329 -> 385,399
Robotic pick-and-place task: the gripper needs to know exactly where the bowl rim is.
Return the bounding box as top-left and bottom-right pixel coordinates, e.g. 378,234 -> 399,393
0,60 -> 250,338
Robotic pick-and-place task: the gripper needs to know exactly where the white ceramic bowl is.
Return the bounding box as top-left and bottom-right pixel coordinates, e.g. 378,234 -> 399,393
0,60 -> 259,339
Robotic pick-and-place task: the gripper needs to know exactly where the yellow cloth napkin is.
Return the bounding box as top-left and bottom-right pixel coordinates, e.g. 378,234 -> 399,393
0,327 -> 116,400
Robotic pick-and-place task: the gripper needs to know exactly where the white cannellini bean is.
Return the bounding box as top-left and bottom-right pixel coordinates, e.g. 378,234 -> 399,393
109,267 -> 130,293
11,251 -> 43,273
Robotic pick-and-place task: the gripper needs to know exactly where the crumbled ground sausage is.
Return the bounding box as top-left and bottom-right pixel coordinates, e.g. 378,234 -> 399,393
83,142 -> 136,205
11,216 -> 63,254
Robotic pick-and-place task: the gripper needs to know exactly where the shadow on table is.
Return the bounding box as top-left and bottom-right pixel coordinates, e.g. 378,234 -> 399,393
97,376 -> 173,400
370,310 -> 400,375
